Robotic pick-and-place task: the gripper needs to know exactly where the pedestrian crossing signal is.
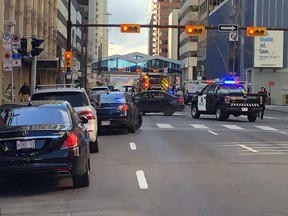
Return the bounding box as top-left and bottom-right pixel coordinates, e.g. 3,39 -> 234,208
120,24 -> 140,33
246,27 -> 267,37
185,25 -> 206,36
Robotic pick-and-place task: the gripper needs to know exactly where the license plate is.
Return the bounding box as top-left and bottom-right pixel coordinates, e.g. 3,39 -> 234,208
16,140 -> 35,150
242,107 -> 248,112
101,120 -> 110,126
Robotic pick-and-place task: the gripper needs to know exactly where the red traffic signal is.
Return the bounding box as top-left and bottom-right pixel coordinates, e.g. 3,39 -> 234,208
120,24 -> 140,33
246,27 -> 267,37
185,25 -> 206,35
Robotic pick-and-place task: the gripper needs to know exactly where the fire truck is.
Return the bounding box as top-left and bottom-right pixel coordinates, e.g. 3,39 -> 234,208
134,73 -> 178,92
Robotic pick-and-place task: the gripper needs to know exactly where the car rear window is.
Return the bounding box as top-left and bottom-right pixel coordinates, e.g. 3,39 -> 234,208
31,92 -> 89,107
91,87 -> 108,91
99,93 -> 126,103
0,107 -> 70,127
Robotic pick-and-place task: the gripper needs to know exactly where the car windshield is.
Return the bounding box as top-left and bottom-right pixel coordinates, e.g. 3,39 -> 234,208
99,93 -> 126,103
0,107 -> 70,127
217,85 -> 246,94
31,92 -> 89,107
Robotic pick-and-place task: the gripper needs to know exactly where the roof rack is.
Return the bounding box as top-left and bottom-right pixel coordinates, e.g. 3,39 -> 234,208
35,83 -> 82,90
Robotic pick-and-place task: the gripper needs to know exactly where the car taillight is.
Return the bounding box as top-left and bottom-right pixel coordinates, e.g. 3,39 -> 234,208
78,110 -> 95,120
225,96 -> 230,104
61,132 -> 78,149
178,98 -> 184,104
118,104 -> 128,111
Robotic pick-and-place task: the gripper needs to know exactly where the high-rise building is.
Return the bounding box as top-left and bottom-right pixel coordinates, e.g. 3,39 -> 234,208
149,0 -> 180,58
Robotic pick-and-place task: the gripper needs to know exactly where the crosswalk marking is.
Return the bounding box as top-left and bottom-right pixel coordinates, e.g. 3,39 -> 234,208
222,125 -> 244,130
156,123 -> 174,128
254,126 -> 278,131
190,124 -> 209,129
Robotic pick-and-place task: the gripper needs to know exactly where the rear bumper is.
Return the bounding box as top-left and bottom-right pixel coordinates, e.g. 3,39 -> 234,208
0,149 -> 88,179
223,106 -> 263,114
98,116 -> 131,130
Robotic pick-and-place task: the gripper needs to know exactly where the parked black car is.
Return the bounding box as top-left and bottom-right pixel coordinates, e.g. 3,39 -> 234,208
0,100 -> 90,188
93,92 -> 142,133
132,90 -> 185,116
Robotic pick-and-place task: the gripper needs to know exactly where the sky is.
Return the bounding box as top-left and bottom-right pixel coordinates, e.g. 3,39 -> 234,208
107,0 -> 151,56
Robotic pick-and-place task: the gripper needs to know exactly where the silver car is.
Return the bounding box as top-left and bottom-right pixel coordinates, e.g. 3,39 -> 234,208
31,84 -> 99,153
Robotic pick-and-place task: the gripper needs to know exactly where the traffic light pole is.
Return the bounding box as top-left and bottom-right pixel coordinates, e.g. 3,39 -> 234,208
66,0 -> 72,84
31,56 -> 37,94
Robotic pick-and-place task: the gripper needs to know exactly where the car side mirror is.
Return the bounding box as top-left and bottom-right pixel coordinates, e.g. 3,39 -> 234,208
195,91 -> 201,95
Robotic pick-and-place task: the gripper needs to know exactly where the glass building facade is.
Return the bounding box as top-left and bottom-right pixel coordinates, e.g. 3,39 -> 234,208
91,52 -> 182,74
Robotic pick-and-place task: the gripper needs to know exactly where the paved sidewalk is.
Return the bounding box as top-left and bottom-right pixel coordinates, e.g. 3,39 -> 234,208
266,105 -> 288,113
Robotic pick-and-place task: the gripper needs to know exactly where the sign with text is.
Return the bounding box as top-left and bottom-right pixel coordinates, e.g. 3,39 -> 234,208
254,31 -> 284,68
266,81 -> 274,86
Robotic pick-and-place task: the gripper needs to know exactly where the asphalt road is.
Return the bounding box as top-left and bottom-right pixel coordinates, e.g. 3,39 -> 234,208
1,106 -> 288,216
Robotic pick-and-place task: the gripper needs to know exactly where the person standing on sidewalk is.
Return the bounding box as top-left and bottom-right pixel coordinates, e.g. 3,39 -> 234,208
258,87 -> 268,119
19,82 -> 30,102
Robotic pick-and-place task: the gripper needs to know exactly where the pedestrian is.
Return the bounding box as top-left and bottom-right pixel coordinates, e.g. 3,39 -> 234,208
19,82 -> 30,102
4,84 -> 12,104
258,86 -> 268,119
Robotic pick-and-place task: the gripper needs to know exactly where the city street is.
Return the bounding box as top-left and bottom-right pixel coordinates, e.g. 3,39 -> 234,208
1,106 -> 288,216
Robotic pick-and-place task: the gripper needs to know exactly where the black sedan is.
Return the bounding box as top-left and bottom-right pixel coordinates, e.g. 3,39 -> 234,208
93,92 -> 142,133
132,90 -> 185,116
0,100 -> 90,188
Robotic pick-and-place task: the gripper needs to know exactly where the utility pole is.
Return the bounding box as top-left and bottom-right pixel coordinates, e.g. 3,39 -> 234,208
66,0 -> 72,84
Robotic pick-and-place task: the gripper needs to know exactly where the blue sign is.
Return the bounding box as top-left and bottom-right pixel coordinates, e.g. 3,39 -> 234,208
12,53 -> 21,59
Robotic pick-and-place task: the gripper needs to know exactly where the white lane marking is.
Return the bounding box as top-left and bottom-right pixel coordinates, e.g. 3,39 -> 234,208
255,126 -> 278,131
136,170 -> 149,189
130,142 -> 137,150
156,124 -> 174,128
190,124 -> 209,129
222,125 -> 244,130
208,130 -> 218,136
239,144 -> 258,153
279,132 -> 288,135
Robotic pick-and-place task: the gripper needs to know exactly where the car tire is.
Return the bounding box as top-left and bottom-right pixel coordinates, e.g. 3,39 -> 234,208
90,137 -> 99,153
128,122 -> 136,133
163,105 -> 174,116
247,113 -> 257,122
191,103 -> 200,119
135,114 -> 142,130
215,105 -> 226,121
73,163 -> 90,188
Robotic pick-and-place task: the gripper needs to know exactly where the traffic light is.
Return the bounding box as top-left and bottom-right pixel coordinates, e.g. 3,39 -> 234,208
31,37 -> 44,56
246,27 -> 267,37
17,37 -> 27,55
185,25 -> 206,36
64,51 -> 73,68
120,24 -> 140,33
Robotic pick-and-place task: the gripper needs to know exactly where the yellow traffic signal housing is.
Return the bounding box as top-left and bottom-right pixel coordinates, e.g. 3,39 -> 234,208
246,27 -> 267,37
120,24 -> 140,33
64,51 -> 73,68
185,25 -> 206,35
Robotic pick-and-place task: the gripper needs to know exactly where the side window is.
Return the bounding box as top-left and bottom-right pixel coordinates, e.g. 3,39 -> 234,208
67,103 -> 80,124
207,85 -> 216,94
201,85 -> 210,94
142,93 -> 150,99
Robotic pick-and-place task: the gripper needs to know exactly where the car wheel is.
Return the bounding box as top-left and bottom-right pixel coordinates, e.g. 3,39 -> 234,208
135,114 -> 142,130
73,163 -> 90,188
191,103 -> 200,119
247,113 -> 257,122
90,137 -> 99,153
128,122 -> 136,133
163,105 -> 174,116
215,105 -> 226,121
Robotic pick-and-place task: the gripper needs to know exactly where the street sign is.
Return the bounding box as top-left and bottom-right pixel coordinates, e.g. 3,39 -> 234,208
3,51 -> 12,61
4,20 -> 16,26
266,81 -> 274,86
229,32 -> 238,41
12,34 -> 21,49
12,53 -> 22,68
218,24 -> 238,32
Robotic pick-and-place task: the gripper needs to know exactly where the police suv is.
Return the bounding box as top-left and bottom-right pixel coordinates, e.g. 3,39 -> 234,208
191,80 -> 263,122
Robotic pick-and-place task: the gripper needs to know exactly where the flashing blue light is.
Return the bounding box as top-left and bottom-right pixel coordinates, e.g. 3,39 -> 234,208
223,80 -> 236,84
115,98 -> 121,102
